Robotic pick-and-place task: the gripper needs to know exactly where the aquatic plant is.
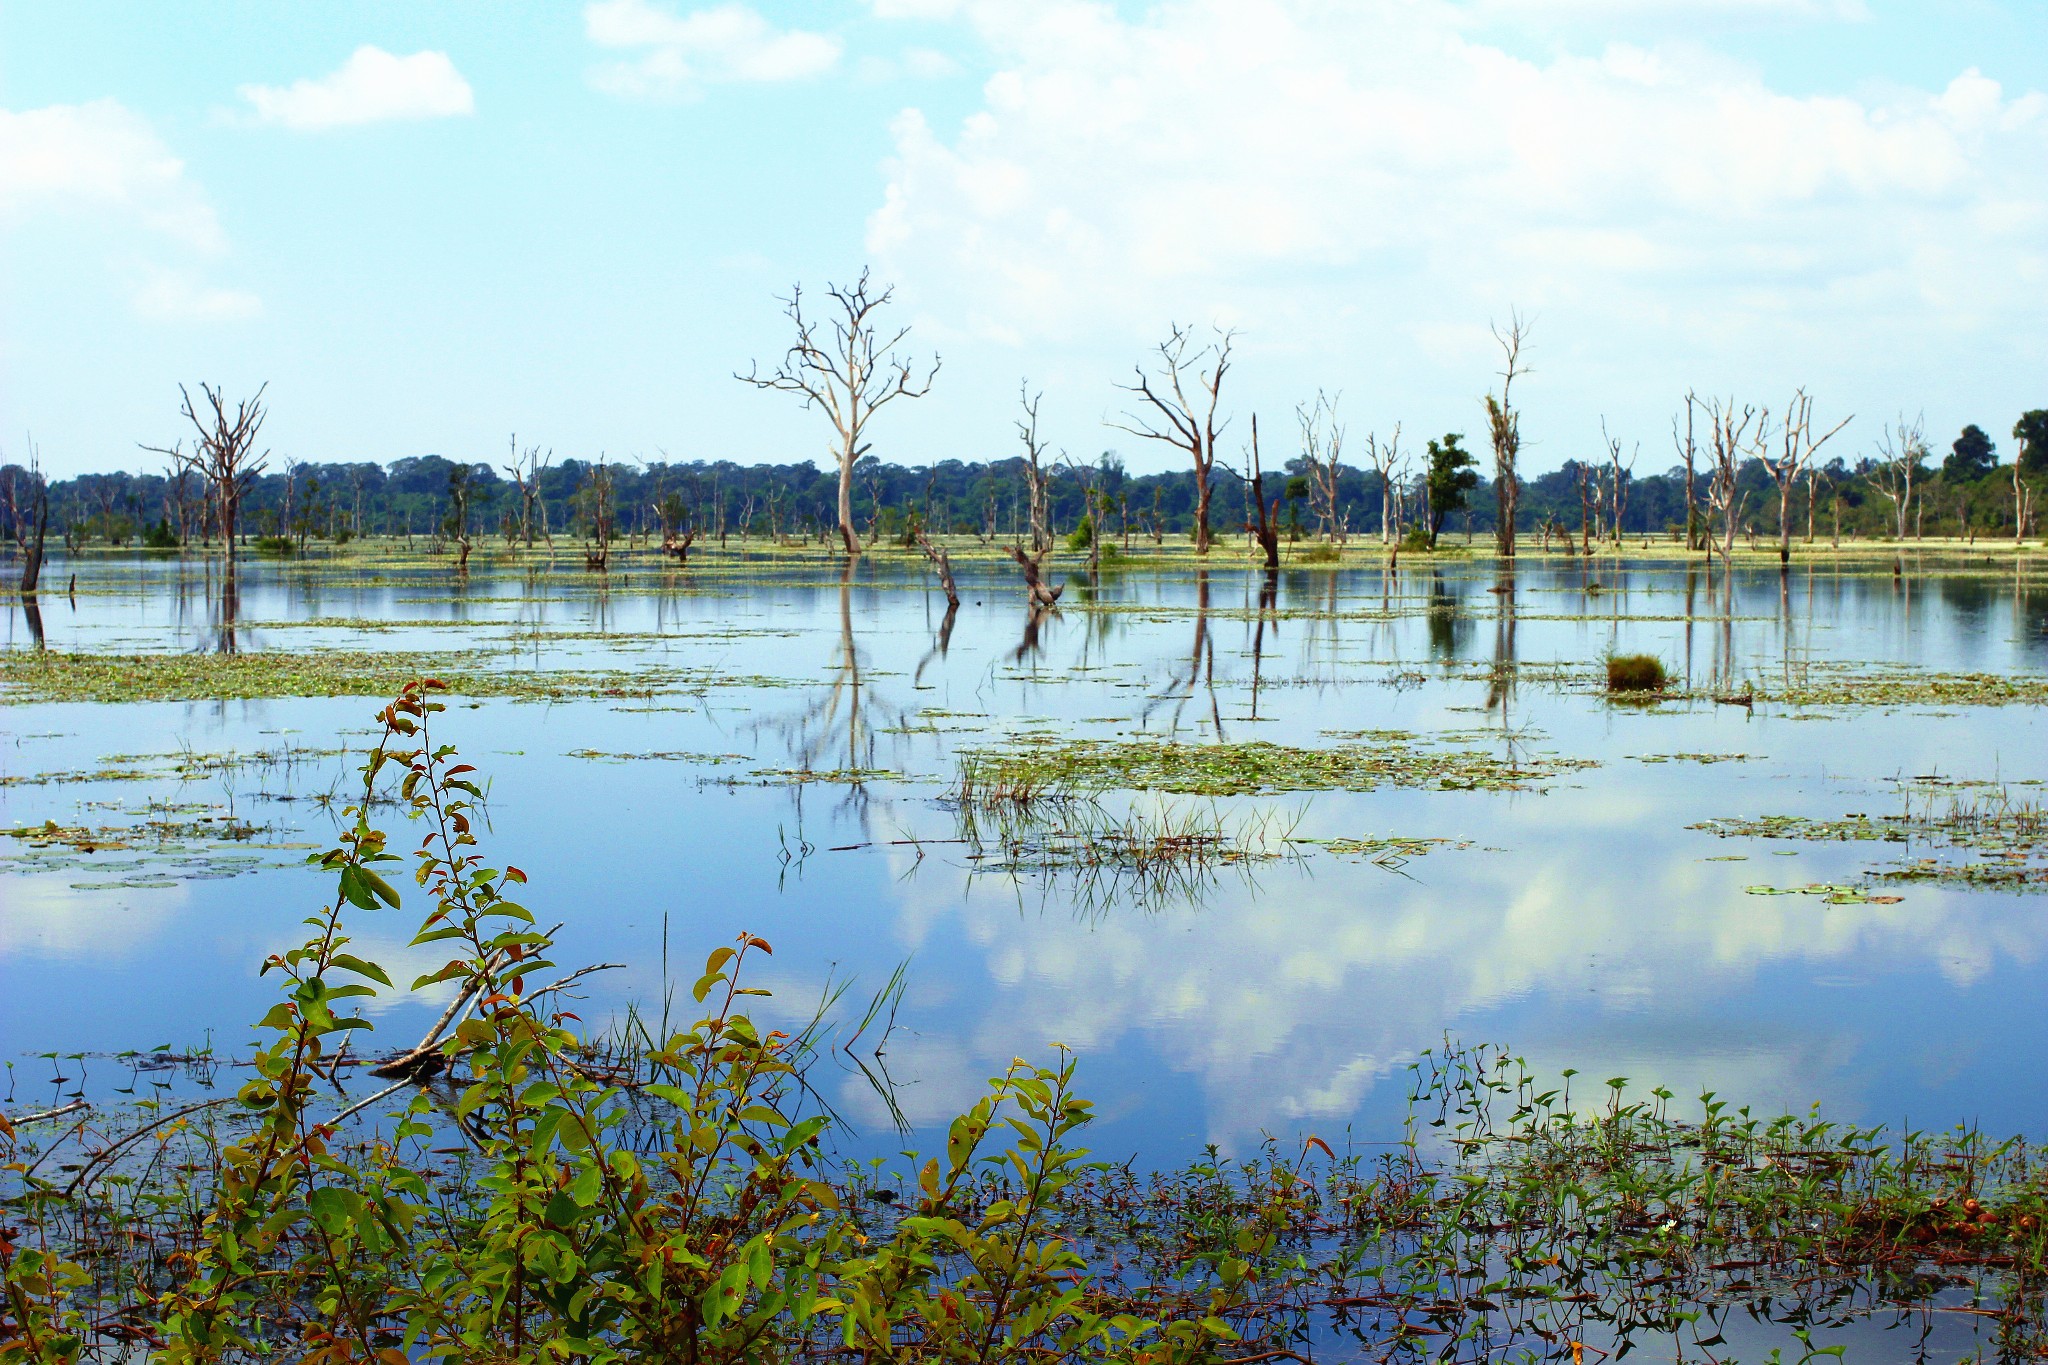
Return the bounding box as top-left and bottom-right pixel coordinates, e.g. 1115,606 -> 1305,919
1603,653 -> 1669,692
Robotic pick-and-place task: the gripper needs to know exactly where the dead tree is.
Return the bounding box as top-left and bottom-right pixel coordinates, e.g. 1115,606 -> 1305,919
1700,397 -> 1758,567
1297,390 -> 1346,543
1017,383 -> 1054,554
1675,396 -> 1702,552
915,530 -> 959,608
738,270 -> 939,557
12,449 -> 48,594
504,437 -> 552,548
1362,426 -> 1403,546
1007,544 -> 1063,608
1600,417 -> 1637,547
140,383 -> 269,584
1754,390 -> 1850,567
1111,324 -> 1234,554
1573,462 -> 1598,556
1244,414 -> 1282,569
579,457 -> 616,571
444,464 -> 475,572
1483,314 -> 1530,558
1870,416 -> 1926,542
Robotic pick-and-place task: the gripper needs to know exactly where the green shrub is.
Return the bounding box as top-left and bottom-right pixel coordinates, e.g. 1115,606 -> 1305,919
142,518 -> 181,549
1606,653 -> 1670,692
253,534 -> 295,556
6,681 -> 1248,1365
1297,543 -> 1340,564
1067,515 -> 1094,551
1398,525 -> 1433,553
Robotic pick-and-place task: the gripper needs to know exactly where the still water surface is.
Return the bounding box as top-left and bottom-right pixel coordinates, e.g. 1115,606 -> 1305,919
5,552 -> 2048,1165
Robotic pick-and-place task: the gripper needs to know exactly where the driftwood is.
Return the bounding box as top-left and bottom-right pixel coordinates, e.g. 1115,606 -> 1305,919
1007,545 -> 1063,608
915,532 -> 959,607
662,527 -> 696,563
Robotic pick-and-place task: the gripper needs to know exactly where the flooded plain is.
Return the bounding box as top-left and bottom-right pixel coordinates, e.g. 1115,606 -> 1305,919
5,547 -> 2048,1168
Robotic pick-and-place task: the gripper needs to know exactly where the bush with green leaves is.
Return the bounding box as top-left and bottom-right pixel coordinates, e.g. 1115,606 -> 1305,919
3,680 -> 1249,1364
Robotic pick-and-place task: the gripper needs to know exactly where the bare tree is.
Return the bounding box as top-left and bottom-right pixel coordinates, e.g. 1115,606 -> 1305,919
1007,544 -> 1064,608
578,457 -> 616,571
140,383 -> 269,584
738,270 -> 939,557
1675,396 -> 1701,551
1296,390 -> 1346,543
1600,418 -> 1637,547
1110,323 -> 1234,554
1483,314 -> 1531,558
1753,389 -> 1850,567
10,444 -> 49,594
504,437 -> 552,549
1017,382 -> 1054,554
1699,396 -> 1758,566
1361,425 -> 1403,547
1870,415 -> 1927,542
1242,414 -> 1282,569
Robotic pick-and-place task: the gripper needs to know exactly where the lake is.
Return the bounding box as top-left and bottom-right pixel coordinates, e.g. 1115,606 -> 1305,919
8,546 -> 2047,1172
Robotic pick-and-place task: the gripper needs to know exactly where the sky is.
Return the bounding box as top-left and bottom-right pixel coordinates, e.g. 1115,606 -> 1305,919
2,0 -> 2043,480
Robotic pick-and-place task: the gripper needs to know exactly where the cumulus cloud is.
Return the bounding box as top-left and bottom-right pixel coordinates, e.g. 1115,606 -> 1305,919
240,46 -> 475,130
0,99 -> 224,250
0,99 -> 260,322
864,0 -> 2047,429
585,0 -> 842,99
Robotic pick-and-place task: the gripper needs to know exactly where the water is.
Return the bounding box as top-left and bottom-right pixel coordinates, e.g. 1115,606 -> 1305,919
5,548 -> 2048,1167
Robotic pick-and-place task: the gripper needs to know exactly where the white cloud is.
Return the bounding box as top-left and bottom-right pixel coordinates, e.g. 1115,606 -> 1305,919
240,46 -> 475,131
585,0 -> 842,99
865,0 -> 2047,440
0,99 -> 260,322
0,99 -> 223,250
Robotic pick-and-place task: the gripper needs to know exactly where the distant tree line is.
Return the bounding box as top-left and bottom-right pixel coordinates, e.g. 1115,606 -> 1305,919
5,407 -> 2044,559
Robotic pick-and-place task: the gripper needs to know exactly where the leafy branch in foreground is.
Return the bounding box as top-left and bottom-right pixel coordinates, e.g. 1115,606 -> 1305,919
5,680 -> 1244,1365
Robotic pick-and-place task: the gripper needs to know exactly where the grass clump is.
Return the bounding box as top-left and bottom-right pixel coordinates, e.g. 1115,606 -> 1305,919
1605,652 -> 1669,692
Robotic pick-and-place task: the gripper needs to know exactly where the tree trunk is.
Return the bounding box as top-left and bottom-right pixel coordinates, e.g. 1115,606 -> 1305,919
1192,460 -> 1212,554
836,449 -> 859,557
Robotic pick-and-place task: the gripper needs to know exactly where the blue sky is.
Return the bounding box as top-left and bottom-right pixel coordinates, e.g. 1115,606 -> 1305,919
3,0 -> 2043,479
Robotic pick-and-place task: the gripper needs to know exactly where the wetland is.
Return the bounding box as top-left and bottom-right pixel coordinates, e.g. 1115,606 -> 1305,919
7,538 -> 2048,1362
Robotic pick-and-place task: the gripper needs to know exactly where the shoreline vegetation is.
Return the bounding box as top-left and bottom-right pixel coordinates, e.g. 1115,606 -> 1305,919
8,682 -> 2048,1363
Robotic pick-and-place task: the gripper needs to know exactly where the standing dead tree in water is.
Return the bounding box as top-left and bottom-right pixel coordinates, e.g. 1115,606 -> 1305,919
1484,314 -> 1530,558
1297,390 -> 1347,543
1756,389 -> 1851,567
141,383 -> 269,585
503,437 -> 552,548
1871,415 -> 1927,543
1007,544 -> 1063,608
1111,324 -> 1234,554
444,464 -> 475,573
1675,395 -> 1702,551
1699,396 -> 1758,567
1243,415 -> 1283,569
578,457 -> 617,571
738,270 -> 939,558
915,530 -> 959,608
1361,425 -> 1403,546
1017,383 -> 1054,554
7,447 -> 49,594
1601,417 -> 1637,547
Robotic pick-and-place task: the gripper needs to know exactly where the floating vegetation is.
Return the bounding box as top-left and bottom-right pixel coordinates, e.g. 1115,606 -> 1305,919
0,650 -> 805,704
1634,752 -> 1754,764
566,748 -> 750,764
1743,882 -> 1905,905
961,736 -> 1595,796
1697,787 -> 2048,891
1753,665 -> 2048,709
1294,834 -> 1476,866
